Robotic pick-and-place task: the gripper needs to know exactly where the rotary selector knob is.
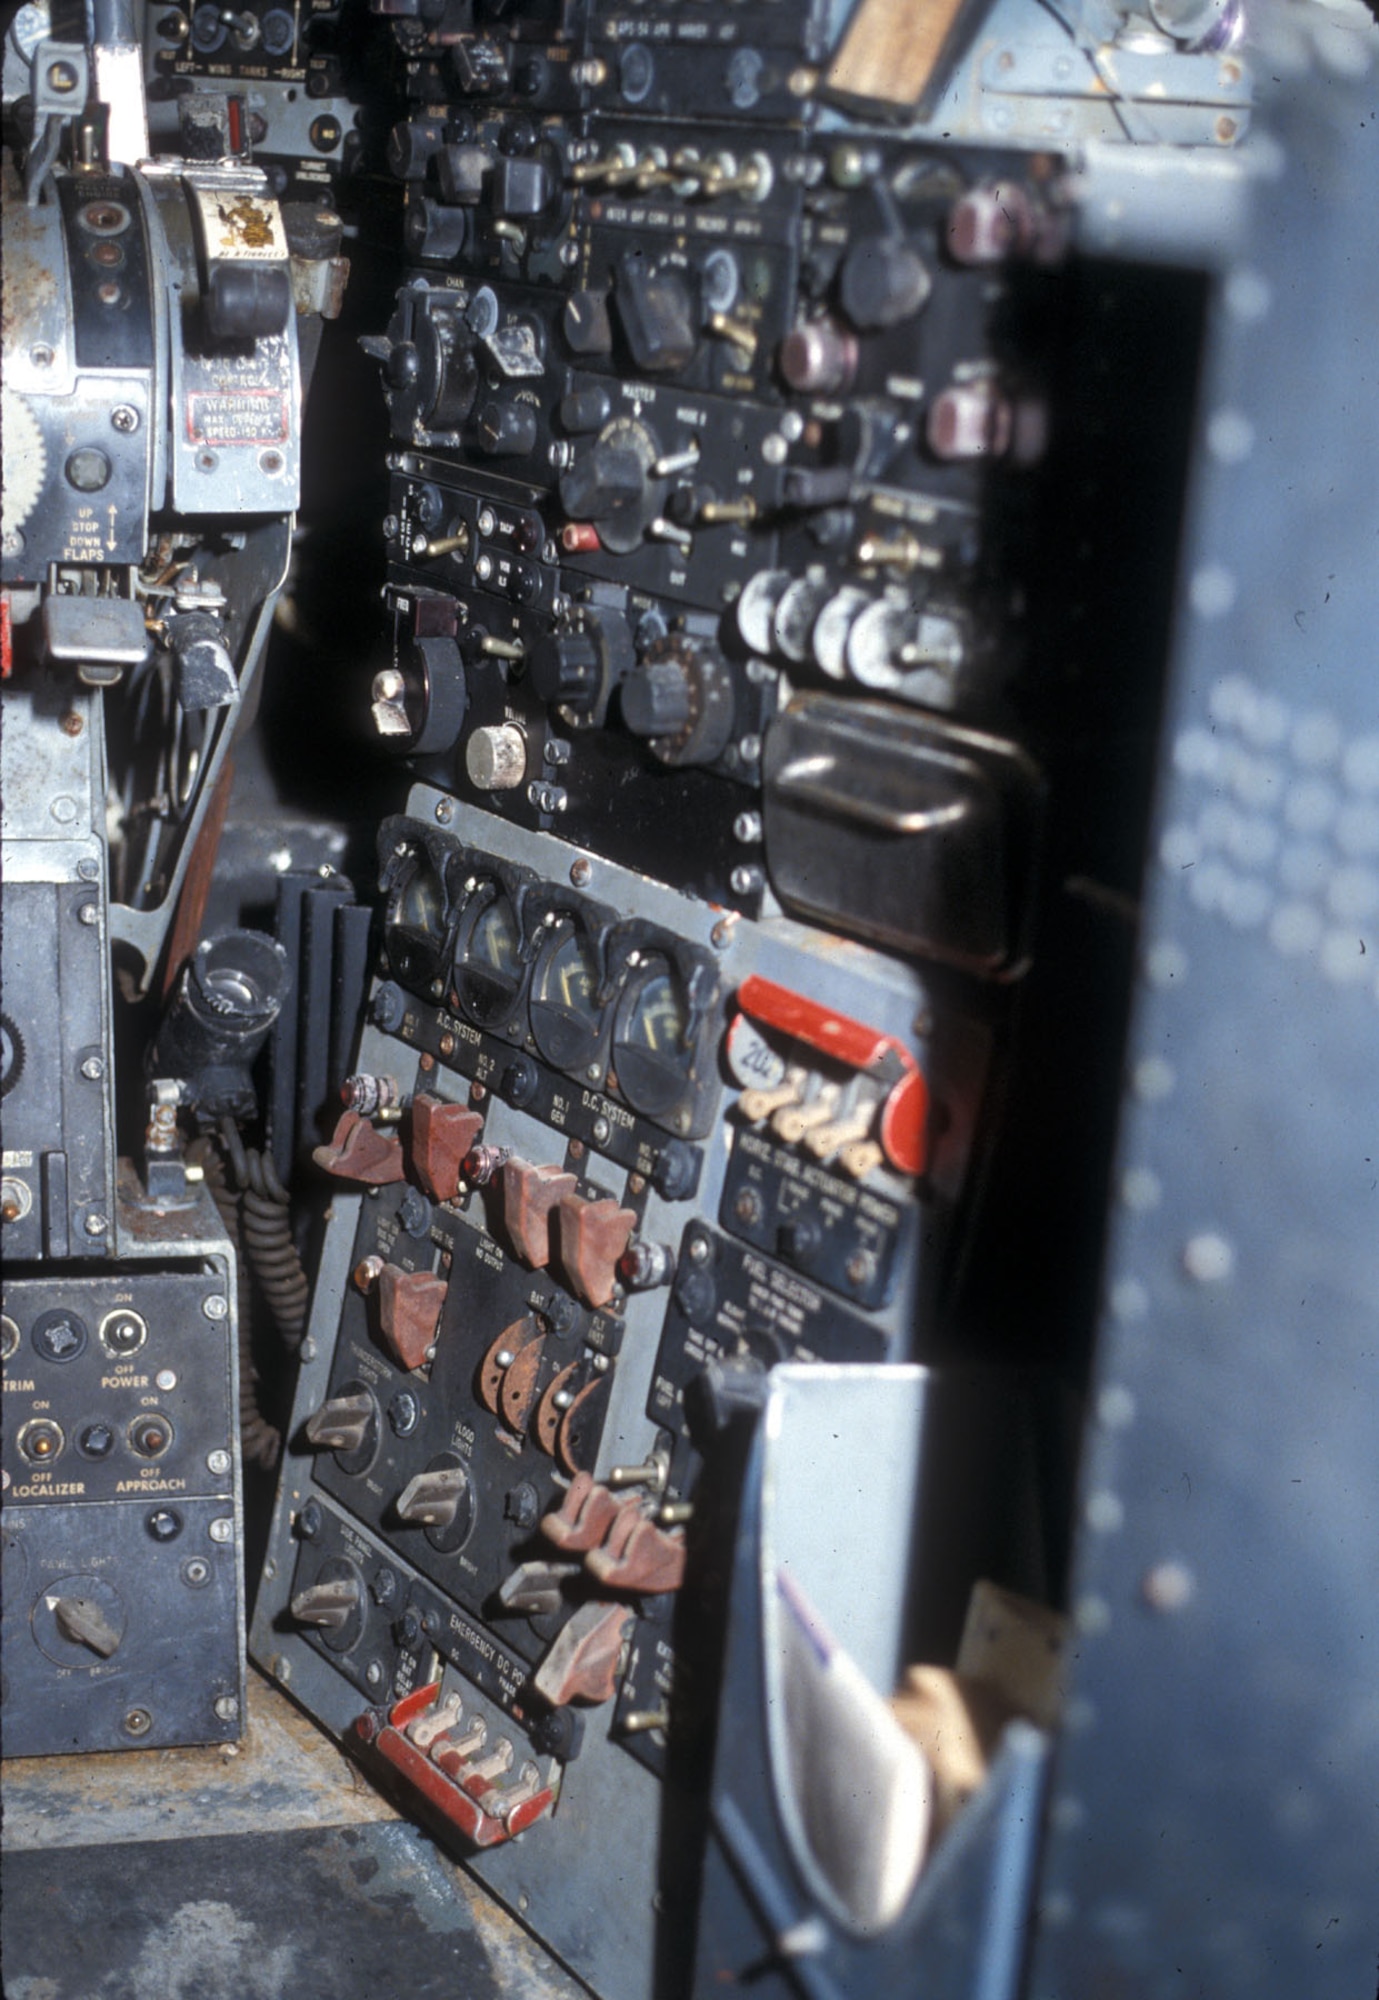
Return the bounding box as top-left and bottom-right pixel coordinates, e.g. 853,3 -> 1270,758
621,634 -> 735,768
558,419 -> 663,556
838,236 -> 932,331
362,290 -> 479,438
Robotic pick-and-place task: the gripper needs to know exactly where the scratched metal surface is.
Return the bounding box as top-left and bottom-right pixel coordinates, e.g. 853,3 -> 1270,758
2,1670 -> 589,1999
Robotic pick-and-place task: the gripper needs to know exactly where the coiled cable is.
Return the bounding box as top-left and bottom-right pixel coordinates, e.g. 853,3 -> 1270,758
193,1139 -> 282,1471
220,1118 -> 310,1353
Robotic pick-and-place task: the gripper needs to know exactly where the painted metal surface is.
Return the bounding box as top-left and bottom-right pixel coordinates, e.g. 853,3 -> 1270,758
1024,9 -> 1379,1996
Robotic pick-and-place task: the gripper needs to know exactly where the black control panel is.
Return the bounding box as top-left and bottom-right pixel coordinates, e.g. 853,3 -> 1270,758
2,1247 -> 245,1757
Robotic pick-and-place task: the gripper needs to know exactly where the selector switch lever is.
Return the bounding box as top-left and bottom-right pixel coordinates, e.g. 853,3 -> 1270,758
395,1466 -> 472,1529
290,1576 -> 362,1632
305,1393 -> 376,1454
52,1595 -> 122,1659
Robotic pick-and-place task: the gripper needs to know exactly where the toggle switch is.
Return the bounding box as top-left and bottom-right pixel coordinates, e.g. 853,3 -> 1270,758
377,1264 -> 448,1370
771,1087 -> 840,1145
430,1719 -> 488,1768
585,1510 -> 687,1595
533,1600 -> 633,1706
541,1470 -> 627,1552
554,1195 -> 637,1308
497,1559 -> 581,1618
803,1108 -> 875,1160
739,1071 -> 808,1123
463,1736 -> 516,1786
502,1160 -> 578,1267
411,1094 -> 484,1202
313,1109 -> 407,1184
407,1689 -> 464,1749
305,1392 -> 376,1453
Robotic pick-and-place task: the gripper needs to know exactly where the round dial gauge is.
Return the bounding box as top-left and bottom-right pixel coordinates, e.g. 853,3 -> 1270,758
530,922 -> 603,1072
454,886 -> 524,1028
386,852 -> 448,991
613,959 -> 690,1119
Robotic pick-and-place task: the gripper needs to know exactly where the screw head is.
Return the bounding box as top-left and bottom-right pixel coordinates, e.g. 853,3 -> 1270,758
78,902 -> 100,927
570,856 -> 592,888
207,1449 -> 231,1475
209,1517 -> 234,1544
80,1056 -> 104,1080
203,1294 -> 229,1320
123,1708 -> 153,1737
84,1213 -> 108,1236
435,798 -> 454,824
214,1695 -> 240,1722
111,404 -> 139,434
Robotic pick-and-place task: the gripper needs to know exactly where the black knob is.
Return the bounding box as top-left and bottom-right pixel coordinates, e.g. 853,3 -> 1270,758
384,340 -> 420,392
838,236 -> 932,331
545,1292 -> 580,1338
529,631 -> 600,710
777,1215 -> 821,1266
404,197 -> 469,263
559,386 -> 611,435
373,981 -> 406,1032
397,1187 -> 432,1237
559,443 -> 646,523
495,155 -> 552,218
502,1055 -> 539,1108
386,117 -> 444,179
562,290 -> 614,357
205,262 -> 291,342
436,143 -> 490,204
673,1266 -> 716,1326
476,400 -> 539,457
615,252 -> 697,372
652,1139 -> 701,1201
622,660 -> 693,739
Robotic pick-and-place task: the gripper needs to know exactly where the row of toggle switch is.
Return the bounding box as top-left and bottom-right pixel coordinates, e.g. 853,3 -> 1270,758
355,1680 -> 555,1849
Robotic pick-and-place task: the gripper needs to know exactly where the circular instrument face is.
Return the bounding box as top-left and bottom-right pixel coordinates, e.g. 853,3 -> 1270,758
386,852 -> 449,991
454,885 -> 524,1027
530,922 -> 603,1072
613,959 -> 691,1119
